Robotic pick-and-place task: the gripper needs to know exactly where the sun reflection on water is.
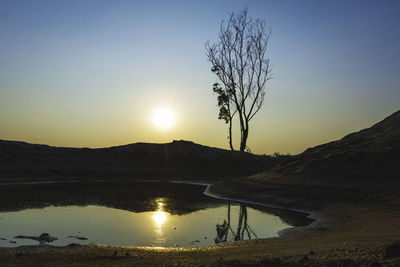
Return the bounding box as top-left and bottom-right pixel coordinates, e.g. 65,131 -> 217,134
152,199 -> 167,227
153,210 -> 166,226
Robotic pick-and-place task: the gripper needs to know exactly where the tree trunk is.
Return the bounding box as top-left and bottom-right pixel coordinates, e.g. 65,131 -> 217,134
228,118 -> 234,151
241,206 -> 248,239
240,125 -> 249,153
225,201 -> 231,242
237,110 -> 246,153
227,201 -> 231,225
235,205 -> 244,240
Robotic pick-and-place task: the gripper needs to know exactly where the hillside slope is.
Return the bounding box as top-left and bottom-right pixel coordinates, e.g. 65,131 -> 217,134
274,110 -> 400,180
211,110 -> 400,210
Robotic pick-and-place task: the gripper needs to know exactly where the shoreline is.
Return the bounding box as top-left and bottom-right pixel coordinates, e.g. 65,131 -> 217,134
170,179 -> 321,230
0,178 -> 319,228
0,178 -> 319,249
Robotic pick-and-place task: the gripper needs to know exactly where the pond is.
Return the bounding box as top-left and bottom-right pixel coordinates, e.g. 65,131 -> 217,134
0,181 -> 312,248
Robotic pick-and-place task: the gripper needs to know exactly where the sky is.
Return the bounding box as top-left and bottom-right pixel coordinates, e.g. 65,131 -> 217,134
0,0 -> 399,155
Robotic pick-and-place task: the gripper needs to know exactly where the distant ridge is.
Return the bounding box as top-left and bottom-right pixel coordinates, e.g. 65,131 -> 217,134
2,110 -> 399,181
0,139 -> 272,180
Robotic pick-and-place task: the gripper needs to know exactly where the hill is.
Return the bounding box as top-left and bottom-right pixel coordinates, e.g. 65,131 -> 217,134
274,109 -> 400,180
0,139 -> 272,181
210,109 -> 400,210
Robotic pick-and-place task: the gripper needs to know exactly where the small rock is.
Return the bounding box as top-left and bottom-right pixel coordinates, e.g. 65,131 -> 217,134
339,259 -> 355,266
38,233 -> 58,243
224,260 -> 242,266
369,261 -> 381,267
14,233 -> 57,243
204,237 -> 207,239
261,259 -> 282,265
67,235 -> 88,240
67,243 -> 80,248
385,241 -> 400,259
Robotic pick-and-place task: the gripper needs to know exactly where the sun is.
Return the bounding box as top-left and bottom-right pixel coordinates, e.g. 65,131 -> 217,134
152,107 -> 175,129
153,210 -> 167,226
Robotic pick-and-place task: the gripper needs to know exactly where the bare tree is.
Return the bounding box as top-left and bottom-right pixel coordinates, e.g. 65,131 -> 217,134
206,9 -> 272,152
215,203 -> 258,244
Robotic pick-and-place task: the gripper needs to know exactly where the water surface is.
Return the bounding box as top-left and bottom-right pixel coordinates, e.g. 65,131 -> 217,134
0,181 -> 312,248
0,202 -> 290,248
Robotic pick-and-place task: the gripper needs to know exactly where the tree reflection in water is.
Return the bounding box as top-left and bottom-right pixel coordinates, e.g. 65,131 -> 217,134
215,202 -> 258,244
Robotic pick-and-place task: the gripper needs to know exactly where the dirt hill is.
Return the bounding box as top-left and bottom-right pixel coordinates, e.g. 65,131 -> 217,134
211,110 -> 400,211
274,110 -> 400,180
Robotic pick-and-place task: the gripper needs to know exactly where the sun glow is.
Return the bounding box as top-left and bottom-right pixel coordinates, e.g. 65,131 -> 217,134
152,200 -> 167,227
152,107 -> 175,130
153,210 -> 167,226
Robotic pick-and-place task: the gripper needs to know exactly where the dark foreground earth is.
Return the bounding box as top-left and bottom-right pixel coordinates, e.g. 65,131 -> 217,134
0,110 -> 399,266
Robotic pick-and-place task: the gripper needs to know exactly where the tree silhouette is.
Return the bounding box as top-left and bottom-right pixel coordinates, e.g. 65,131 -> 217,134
213,83 -> 236,150
215,203 -> 258,244
206,9 -> 272,152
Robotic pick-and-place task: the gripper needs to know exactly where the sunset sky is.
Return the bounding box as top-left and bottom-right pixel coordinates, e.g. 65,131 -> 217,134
1,0 -> 399,154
